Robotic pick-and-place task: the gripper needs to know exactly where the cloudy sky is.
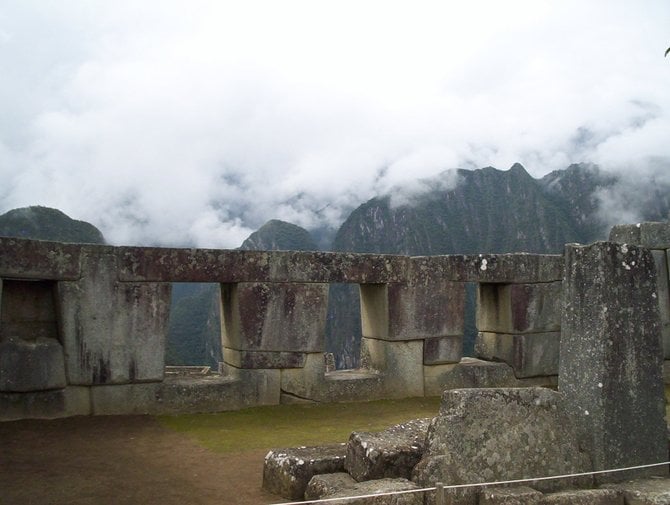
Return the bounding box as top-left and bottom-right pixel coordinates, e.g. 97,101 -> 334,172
0,1 -> 668,248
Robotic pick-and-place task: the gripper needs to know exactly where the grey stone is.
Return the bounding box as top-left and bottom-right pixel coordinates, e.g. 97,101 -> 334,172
411,254 -> 563,284
118,246 -> 409,283
610,222 -> 670,249
423,336 -> 462,365
560,242 -> 667,481
664,360 -> 670,385
59,250 -> 171,385
540,488 -> 623,504
0,237 -> 82,280
476,282 -> 562,334
0,336 -> 66,392
222,348 -> 307,369
345,418 -> 431,482
413,388 -> 591,499
221,282 -> 327,354
385,280 -> 465,341
308,477 -> 423,505
0,386 -> 91,421
423,358 -> 520,396
281,353 -> 385,403
474,332 -> 560,378
479,486 -> 543,505
305,473 -> 357,501
262,443 -> 347,500
654,250 -> 670,358
602,478 -> 670,504
361,338 -> 424,397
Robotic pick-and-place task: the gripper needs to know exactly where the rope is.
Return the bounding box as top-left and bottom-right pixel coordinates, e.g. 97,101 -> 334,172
270,460 -> 670,505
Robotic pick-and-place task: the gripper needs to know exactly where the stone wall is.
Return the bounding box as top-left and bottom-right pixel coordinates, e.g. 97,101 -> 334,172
0,224 -> 666,421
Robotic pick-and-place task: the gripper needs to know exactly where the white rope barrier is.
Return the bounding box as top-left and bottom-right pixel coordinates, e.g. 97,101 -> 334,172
270,460 -> 670,505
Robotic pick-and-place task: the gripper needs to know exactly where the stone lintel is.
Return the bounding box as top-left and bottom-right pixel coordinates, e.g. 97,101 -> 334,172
0,237 -> 86,280
410,254 -> 563,284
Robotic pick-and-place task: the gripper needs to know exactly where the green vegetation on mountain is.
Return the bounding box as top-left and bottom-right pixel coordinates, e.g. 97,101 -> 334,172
240,219 -> 319,251
0,206 -> 105,244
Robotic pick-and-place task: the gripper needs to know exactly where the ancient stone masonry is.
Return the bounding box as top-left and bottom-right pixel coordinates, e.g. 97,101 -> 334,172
0,223 -> 668,429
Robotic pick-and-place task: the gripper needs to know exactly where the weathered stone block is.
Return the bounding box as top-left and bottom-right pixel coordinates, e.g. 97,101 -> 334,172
305,473 -> 357,501
423,336 -> 462,365
602,478 -> 670,504
540,488 -> 622,504
384,280 -> 465,341
307,477 -> 423,505
654,250 -> 670,358
222,348 -> 307,369
476,282 -> 561,334
0,336 -> 66,392
479,486 -> 543,505
0,279 -> 60,342
59,251 -> 171,385
345,418 -> 431,482
0,386 -> 91,421
560,242 -> 667,480
91,382 -> 160,415
0,237 -> 83,280
610,221 -> 670,249
262,444 -> 347,500
413,388 -> 591,501
474,332 -> 560,378
281,353 -> 385,403
361,338 -> 424,397
221,282 -> 327,354
411,254 -> 563,284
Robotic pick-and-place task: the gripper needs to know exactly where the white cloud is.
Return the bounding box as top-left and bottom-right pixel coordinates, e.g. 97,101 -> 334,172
0,0 -> 669,247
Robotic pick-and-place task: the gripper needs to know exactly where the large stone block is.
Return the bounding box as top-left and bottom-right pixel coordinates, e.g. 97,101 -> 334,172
540,488 -> 622,504
411,254 -> 563,284
59,251 -> 172,385
280,352 -> 385,403
559,242 -> 667,480
305,473 -> 357,501
602,478 -> 670,504
345,418 -> 431,482
118,246 -> 409,284
423,358 -> 556,396
222,347 -> 307,369
0,237 -> 83,280
91,382 -> 161,415
0,386 -> 91,421
413,388 -> 591,503
479,486 -> 543,505
262,444 -> 347,500
610,221 -> 670,249
476,282 -> 561,334
362,279 -> 465,342
423,336 -> 462,365
0,336 -> 66,392
654,250 -> 670,358
361,338 -> 424,397
474,332 -> 560,378
221,282 -> 327,354
307,477 -> 423,505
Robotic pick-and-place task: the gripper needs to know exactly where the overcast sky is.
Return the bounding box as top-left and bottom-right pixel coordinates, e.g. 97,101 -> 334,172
0,1 -> 668,248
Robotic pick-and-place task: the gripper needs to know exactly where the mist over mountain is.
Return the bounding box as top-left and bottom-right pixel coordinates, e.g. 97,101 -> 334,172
0,206 -> 105,244
4,162 -> 670,369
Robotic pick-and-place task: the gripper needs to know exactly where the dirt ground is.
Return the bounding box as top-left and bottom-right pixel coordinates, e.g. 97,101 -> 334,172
0,415 -> 282,505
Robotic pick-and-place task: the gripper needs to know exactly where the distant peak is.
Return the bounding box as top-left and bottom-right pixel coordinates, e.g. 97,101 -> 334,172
509,163 -> 529,175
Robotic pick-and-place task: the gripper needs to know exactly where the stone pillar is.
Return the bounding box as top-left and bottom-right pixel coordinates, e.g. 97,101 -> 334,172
220,282 -> 328,369
59,248 -> 171,385
475,281 -> 561,378
559,242 -> 667,480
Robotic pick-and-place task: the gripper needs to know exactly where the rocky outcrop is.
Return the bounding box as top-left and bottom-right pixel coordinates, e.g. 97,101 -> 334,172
262,443 -> 347,500
306,476 -> 423,505
345,418 -> 431,482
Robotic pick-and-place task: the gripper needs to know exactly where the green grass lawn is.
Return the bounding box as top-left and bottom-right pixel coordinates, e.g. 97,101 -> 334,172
158,397 -> 441,454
